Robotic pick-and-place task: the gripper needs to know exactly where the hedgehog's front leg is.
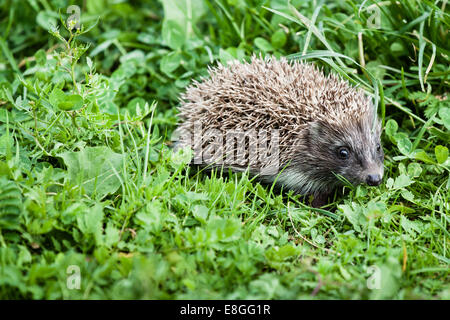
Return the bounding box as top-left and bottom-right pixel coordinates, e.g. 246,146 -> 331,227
310,192 -> 330,208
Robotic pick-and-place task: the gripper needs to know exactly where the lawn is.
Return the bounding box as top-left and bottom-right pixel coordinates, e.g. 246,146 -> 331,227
0,0 -> 448,299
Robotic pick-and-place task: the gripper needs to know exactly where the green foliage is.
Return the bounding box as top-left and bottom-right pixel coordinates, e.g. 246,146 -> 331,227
0,0 -> 448,299
0,178 -> 22,230
58,146 -> 125,198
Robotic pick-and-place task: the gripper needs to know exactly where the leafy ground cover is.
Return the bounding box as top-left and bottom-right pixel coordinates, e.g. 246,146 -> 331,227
0,0 -> 448,299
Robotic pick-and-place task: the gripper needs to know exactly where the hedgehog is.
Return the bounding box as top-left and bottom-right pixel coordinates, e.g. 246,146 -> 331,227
173,56 -> 384,207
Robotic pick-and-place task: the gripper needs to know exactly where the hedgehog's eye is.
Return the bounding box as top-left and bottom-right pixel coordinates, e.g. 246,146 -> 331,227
376,143 -> 381,153
337,147 -> 350,160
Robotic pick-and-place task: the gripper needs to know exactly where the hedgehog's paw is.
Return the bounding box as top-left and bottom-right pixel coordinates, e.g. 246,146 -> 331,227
310,193 -> 330,208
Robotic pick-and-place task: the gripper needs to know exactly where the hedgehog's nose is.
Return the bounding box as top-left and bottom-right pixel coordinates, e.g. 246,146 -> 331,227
366,174 -> 381,186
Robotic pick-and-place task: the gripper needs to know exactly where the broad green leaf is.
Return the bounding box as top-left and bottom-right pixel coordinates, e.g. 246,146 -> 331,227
401,190 -> 414,202
89,39 -> 114,57
160,51 -> 182,75
385,177 -> 394,189
266,244 -> 300,262
384,119 -> 398,137
160,0 -> 206,49
254,37 -> 274,52
219,48 -> 236,64
435,145 -> 448,164
162,20 -> 186,50
338,203 -> 367,232
192,205 -> 209,224
49,88 -> 66,108
366,60 -> 386,80
396,135 -> 412,155
206,216 -> 241,243
35,49 -> 47,65
76,203 -> 104,245
59,146 -> 124,198
57,94 -> 84,111
125,97 -> 147,116
271,29 -> 287,49
415,151 -> 435,164
393,174 -> 414,189
407,163 -> 422,177
49,88 -> 84,111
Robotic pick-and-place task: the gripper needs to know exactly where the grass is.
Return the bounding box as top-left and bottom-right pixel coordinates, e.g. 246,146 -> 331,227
0,0 -> 448,299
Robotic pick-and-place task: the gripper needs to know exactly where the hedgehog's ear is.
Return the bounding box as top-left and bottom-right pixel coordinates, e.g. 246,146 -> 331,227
308,120 -> 336,145
308,121 -> 325,139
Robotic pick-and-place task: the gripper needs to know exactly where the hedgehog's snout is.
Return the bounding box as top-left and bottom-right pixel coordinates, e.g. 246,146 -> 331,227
360,158 -> 384,187
366,174 -> 382,186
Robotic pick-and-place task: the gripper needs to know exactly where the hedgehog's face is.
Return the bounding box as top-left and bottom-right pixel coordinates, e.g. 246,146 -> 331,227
307,117 -> 384,187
